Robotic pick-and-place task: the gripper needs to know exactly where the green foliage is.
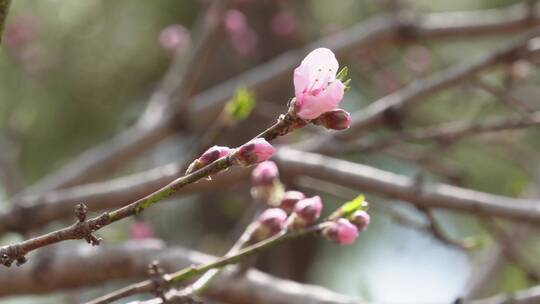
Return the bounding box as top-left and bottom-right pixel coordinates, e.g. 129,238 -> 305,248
224,87 -> 256,122
330,195 -> 369,220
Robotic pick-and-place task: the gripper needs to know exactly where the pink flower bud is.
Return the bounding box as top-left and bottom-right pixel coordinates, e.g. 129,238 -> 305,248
129,220 -> 154,240
251,161 -> 279,186
252,208 -> 287,241
323,219 -> 359,245
223,9 -> 247,34
233,138 -> 275,167
289,196 -> 323,230
279,190 -> 305,213
186,145 -> 232,174
159,24 -> 191,55
293,48 -> 345,120
271,12 -> 298,38
313,109 -> 351,130
350,210 -> 370,231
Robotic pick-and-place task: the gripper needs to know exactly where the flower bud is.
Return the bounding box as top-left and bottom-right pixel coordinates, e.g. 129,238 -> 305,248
233,138 -> 275,167
322,219 -> 359,245
350,210 -> 370,231
289,196 -> 323,230
186,145 -> 232,174
279,190 -> 305,213
312,109 -> 351,130
251,208 -> 287,242
251,161 -> 279,186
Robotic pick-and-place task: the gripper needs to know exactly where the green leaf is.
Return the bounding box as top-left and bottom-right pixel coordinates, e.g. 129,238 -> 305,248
343,78 -> 352,93
224,87 -> 256,121
329,195 -> 369,221
336,66 -> 349,82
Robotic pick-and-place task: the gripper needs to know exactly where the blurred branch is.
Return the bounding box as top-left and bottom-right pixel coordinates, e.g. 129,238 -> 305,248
0,165 -> 247,235
6,144 -> 540,239
0,0 -> 10,45
468,284 -> 540,304
482,219 -> 540,282
275,148 -> 540,224
335,112 -> 540,154
301,29 -> 540,153
0,241 -> 361,304
473,79 -> 535,114
21,3 -> 540,196
296,176 -> 470,250
0,136 -> 25,196
86,226 -> 321,304
417,207 -> 474,250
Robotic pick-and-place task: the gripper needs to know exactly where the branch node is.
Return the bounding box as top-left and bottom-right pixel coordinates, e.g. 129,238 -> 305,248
148,260 -> 169,302
0,243 -> 27,267
74,203 -> 102,246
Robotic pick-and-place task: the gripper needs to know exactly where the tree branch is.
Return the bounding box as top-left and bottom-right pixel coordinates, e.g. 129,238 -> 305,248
275,148 -> 540,224
21,3 -> 540,196
0,241 -> 361,304
0,111 -> 304,266
300,29 -> 540,154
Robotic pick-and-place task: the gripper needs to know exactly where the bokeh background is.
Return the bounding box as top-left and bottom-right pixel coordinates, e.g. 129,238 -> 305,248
1,0 -> 540,303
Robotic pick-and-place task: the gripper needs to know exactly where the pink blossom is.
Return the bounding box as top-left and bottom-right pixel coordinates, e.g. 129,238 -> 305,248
294,48 -> 345,119
314,109 -> 351,130
323,219 -> 359,245
293,196 -> 323,222
350,210 -> 370,231
159,24 -> 191,55
271,11 -> 298,37
223,9 -> 247,33
279,190 -> 305,213
129,220 -> 154,240
233,138 -> 275,166
186,145 -> 232,174
251,160 -> 279,186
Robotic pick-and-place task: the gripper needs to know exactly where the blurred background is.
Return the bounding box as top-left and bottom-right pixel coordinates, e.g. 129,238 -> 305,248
1,0 -> 540,303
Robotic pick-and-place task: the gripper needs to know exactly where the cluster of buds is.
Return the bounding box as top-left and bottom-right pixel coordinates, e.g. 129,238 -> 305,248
322,196 -> 371,245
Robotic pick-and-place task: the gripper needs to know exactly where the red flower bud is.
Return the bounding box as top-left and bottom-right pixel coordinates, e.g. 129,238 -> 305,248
233,138 -> 275,167
313,109 -> 351,130
322,219 -> 359,245
279,190 -> 305,213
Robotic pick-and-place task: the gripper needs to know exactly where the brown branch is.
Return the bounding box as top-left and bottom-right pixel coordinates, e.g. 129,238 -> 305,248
0,165 -> 248,235
473,79 -> 535,114
0,241 -> 361,304
337,112 -> 540,154
274,148 -> 540,224
418,207 -> 474,250
21,3 -> 540,196
300,29 -> 540,154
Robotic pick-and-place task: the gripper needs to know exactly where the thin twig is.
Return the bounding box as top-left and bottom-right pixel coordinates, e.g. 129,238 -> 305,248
85,225 -> 321,304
